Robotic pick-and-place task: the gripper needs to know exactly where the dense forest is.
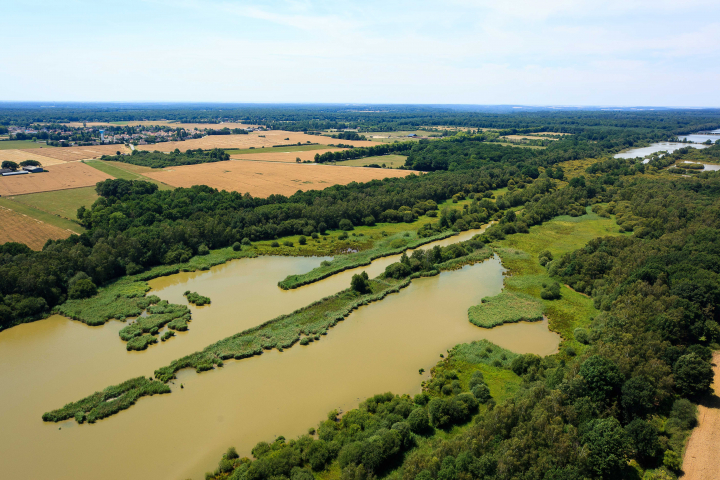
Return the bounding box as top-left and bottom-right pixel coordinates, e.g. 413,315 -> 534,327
100,148 -> 230,168
1,103 -> 719,136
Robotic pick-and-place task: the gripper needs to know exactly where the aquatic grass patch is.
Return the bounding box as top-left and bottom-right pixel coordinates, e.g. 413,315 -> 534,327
118,301 -> 191,349
184,291 -> 211,306
277,230 -> 457,289
42,377 -> 170,424
468,291 -> 544,328
54,281 -> 154,326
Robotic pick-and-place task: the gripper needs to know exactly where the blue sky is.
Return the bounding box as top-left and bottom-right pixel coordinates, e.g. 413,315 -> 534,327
1,0 -> 718,106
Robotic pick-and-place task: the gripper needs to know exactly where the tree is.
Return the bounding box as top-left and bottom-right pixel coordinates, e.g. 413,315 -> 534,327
621,376 -> 655,421
351,272 -> 370,293
625,419 -> 660,462
582,417 -> 631,479
540,282 -> 561,300
674,353 -> 713,396
579,355 -> 623,404
68,279 -> 98,299
20,159 -> 41,167
2,160 -> 19,171
407,407 -> 429,433
339,219 -> 354,231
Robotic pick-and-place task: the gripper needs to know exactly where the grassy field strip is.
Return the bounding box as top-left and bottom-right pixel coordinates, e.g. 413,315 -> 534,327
84,160 -> 174,190
336,154 -> 407,168
0,197 -> 84,234
6,186 -> 98,222
0,140 -> 56,150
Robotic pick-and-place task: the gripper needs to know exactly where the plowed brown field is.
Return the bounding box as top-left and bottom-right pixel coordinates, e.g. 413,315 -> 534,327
0,205 -> 73,250
229,148 -> 344,163
0,162 -> 113,196
137,131 -> 375,152
21,144 -> 130,162
0,149 -> 66,166
143,160 -> 416,197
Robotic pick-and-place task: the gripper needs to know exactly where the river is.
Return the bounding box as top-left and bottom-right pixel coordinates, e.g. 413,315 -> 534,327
614,142 -> 708,159
0,230 -> 560,480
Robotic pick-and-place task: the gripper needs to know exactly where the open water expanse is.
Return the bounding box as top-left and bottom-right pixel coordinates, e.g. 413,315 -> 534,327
0,229 -> 559,479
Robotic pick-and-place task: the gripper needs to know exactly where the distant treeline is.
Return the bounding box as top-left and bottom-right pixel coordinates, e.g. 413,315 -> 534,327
314,142 -> 414,163
100,148 -> 229,168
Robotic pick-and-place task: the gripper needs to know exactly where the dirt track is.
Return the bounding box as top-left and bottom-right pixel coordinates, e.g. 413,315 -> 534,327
681,351 -> 720,480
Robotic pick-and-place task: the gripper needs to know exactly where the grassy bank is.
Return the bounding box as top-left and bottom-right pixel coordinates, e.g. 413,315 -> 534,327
278,230 -> 457,289
468,291 -> 544,328
489,207 -> 624,353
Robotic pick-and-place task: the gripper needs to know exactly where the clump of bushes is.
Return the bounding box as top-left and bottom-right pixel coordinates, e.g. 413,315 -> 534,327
185,291 -> 211,306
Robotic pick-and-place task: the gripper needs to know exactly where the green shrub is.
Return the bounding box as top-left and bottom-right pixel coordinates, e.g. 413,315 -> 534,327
298,236 -> 307,245
232,242 -> 242,251
68,278 -> 98,299
197,244 -> 210,255
184,291 -> 211,306
271,241 -> 280,247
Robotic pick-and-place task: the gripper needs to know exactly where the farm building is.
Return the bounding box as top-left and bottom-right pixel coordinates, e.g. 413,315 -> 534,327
2,170 -> 29,176
0,168 -> 11,174
22,166 -> 44,173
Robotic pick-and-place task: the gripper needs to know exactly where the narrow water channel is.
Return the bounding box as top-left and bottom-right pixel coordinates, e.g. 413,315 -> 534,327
0,229 -> 559,480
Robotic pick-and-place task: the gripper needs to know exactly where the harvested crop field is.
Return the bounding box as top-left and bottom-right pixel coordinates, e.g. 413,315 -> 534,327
339,155 -> 407,168
137,131 -> 375,153
143,160 -> 416,197
0,162 -> 113,196
19,144 -> 131,163
0,205 -> 73,249
230,148 -> 344,163
0,149 -> 67,166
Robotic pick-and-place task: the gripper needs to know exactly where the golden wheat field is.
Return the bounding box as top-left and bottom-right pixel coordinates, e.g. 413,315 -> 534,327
17,144 -> 131,163
229,148 -> 344,163
0,149 -> 67,166
0,162 -> 113,196
143,160 -> 416,198
137,131 -> 376,153
0,205 -> 73,250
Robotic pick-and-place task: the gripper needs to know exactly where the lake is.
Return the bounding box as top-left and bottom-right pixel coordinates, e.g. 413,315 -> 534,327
0,230 -> 559,479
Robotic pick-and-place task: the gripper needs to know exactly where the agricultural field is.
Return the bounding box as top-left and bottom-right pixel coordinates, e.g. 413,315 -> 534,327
5,187 -> 98,221
229,148 -> 343,163
0,149 -> 66,166
137,131 -> 375,153
338,154 -> 407,168
225,144 -> 336,155
0,140 -> 55,150
0,203 -> 74,249
0,162 -> 113,196
142,159 -> 416,197
84,160 -> 174,190
18,144 -> 130,162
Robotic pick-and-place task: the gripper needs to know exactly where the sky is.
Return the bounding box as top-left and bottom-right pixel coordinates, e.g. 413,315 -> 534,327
1,0 -> 719,106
